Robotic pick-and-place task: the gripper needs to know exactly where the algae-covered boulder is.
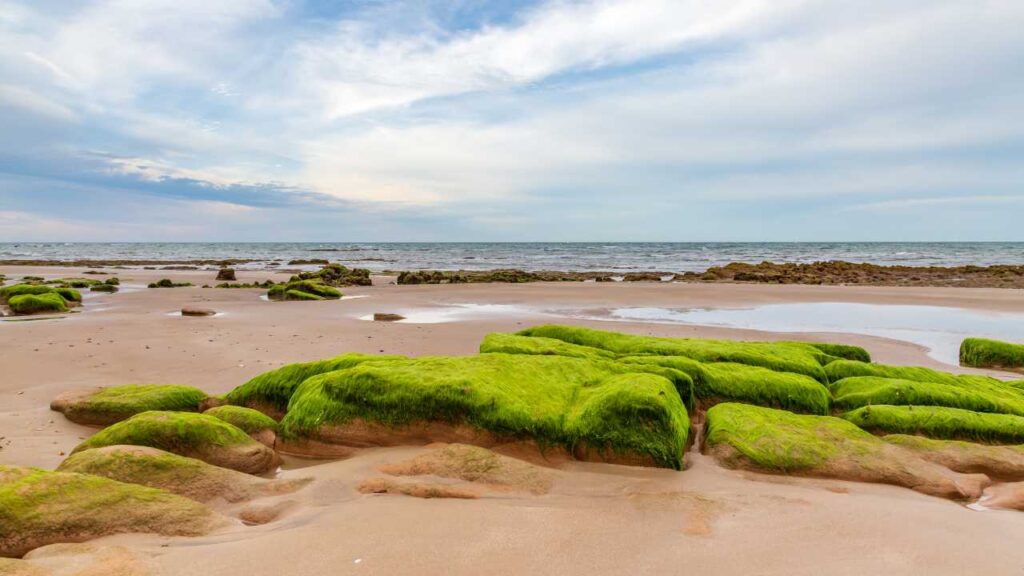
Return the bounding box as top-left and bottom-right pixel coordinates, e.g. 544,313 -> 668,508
89,283 -> 118,293
203,405 -> 278,447
0,284 -> 54,302
51,384 -> 208,426
280,354 -> 690,469
831,376 -> 1024,416
58,446 -> 307,503
517,325 -> 832,382
71,411 -> 279,474
618,355 -> 829,414
479,332 -> 615,360
704,403 -> 987,500
0,465 -> 222,558
884,435 -> 1024,480
225,353 -> 405,417
960,337 -> 1024,373
823,359 -> 1016,392
51,288 -> 81,303
842,405 -> 1024,444
267,280 -> 341,301
7,293 -> 68,315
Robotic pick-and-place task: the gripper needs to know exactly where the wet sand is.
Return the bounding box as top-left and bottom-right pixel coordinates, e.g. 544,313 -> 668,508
2,266 -> 1024,575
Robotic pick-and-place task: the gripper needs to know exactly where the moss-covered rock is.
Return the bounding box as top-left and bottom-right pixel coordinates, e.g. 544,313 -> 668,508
831,376 -> 1024,416
267,280 -> 342,301
479,332 -> 615,360
619,356 -> 830,414
517,325 -> 831,382
0,465 -> 223,558
884,435 -> 1024,480
225,353 -> 404,416
7,293 -> 68,315
823,359 -> 1015,392
147,279 -> 192,288
960,337 -> 1024,373
290,263 -> 371,287
0,284 -> 54,302
203,406 -> 278,447
72,411 -> 279,474
704,403 -> 986,500
51,288 -> 81,303
280,354 -> 690,469
51,385 -> 208,426
57,446 -> 307,503
89,283 -> 118,293
842,405 -> 1024,444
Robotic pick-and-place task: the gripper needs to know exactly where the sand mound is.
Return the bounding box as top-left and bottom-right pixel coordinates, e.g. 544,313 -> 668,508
379,443 -> 554,494
15,543 -> 158,575
57,446 -> 308,504
358,478 -> 479,499
705,403 -> 989,500
0,465 -> 224,558
71,411 -> 279,475
982,482 -> 1024,511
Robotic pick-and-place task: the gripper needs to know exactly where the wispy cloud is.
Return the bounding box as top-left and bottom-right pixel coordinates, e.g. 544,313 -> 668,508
0,0 -> 1022,240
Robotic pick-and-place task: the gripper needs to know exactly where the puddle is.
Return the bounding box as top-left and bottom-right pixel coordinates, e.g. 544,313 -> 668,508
359,303 -> 538,324
600,302 -> 1024,366
166,311 -> 226,317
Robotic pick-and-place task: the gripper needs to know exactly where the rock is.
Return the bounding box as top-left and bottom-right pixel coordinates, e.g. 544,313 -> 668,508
71,411 -> 280,475
0,465 -> 223,558
885,435 -> 1024,480
215,268 -> 236,281
51,385 -> 207,426
21,543 -> 158,576
181,307 -> 217,317
704,403 -> 988,501
57,446 -> 307,503
358,477 -> 479,499
89,283 -> 118,293
203,406 -> 278,448
373,313 -> 406,322
982,482 -> 1024,511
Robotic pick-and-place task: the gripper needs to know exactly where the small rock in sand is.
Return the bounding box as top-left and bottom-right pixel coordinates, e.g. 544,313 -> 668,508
182,307 -> 217,317
373,313 -> 405,322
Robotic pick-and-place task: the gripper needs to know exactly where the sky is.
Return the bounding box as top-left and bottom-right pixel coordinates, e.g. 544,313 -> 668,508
0,0 -> 1022,242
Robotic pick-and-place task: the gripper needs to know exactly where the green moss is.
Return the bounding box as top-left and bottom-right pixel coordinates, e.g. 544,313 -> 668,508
53,385 -> 207,426
225,353 -> 404,414
0,465 -> 218,558
705,402 -> 875,472
57,278 -> 100,288
203,405 -> 278,433
8,293 -> 68,315
842,405 -> 1024,444
52,287 -> 81,302
89,283 -> 118,293
517,325 -> 830,382
267,279 -> 342,301
831,376 -> 1024,416
281,354 -> 689,469
796,341 -> 871,363
479,333 -> 615,360
960,337 -> 1024,372
0,284 -> 54,302
616,355 -> 829,414
104,277 -> 120,286
825,359 -> 1001,388
73,411 -> 255,454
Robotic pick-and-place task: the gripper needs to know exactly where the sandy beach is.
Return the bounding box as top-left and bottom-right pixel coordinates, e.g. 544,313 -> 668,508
2,265 -> 1024,575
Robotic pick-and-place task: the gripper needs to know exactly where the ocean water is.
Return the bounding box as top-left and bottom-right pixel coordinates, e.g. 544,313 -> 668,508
1,242 -> 1023,273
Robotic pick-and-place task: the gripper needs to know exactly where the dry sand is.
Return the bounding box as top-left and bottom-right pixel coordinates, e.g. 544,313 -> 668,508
2,265 -> 1024,575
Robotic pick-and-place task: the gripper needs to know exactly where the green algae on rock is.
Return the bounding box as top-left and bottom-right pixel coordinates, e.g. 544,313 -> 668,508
823,359 -> 1015,392
0,284 -> 58,302
72,411 -> 279,474
267,279 -> 342,301
517,325 -> 832,382
842,405 -> 1024,444
147,278 -> 193,288
7,293 -> 68,315
203,405 -> 278,447
225,352 -> 404,416
479,332 -> 615,361
884,435 -> 1024,480
703,403 -> 986,500
51,384 -> 208,426
831,376 -> 1024,417
960,337 -> 1024,373
57,445 -> 307,503
0,465 -> 223,558
280,354 -> 690,469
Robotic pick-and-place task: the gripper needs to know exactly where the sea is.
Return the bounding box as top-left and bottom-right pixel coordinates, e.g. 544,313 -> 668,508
2,242 -> 1023,273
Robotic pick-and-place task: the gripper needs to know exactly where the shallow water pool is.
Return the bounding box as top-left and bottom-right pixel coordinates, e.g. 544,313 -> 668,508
606,302 -> 1024,366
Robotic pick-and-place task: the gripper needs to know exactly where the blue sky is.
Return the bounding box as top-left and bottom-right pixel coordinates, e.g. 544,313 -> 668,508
0,0 -> 1022,241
